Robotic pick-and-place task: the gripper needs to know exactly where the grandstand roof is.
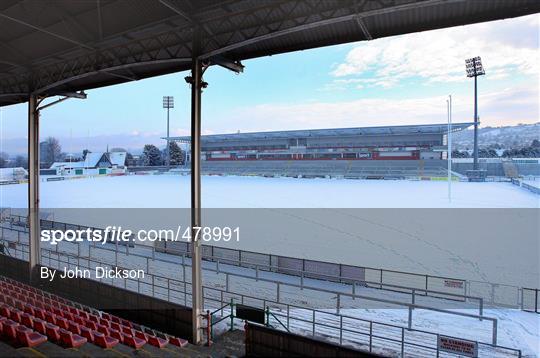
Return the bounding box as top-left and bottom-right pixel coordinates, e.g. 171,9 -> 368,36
168,122 -> 473,143
1,0 -> 538,107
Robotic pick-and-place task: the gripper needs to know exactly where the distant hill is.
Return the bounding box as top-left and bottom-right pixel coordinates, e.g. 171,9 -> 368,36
453,123 -> 539,150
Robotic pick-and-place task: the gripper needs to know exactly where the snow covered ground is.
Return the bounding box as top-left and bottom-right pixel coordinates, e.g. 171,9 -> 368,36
0,174 -> 538,356
0,175 -> 538,287
1,174 -> 538,208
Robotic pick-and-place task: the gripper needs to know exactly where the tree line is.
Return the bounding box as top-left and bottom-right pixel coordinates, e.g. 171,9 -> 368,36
452,139 -> 540,158
0,137 -> 186,169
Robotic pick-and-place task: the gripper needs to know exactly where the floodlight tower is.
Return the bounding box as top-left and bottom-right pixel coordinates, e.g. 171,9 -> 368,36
465,56 -> 485,170
163,96 -> 174,167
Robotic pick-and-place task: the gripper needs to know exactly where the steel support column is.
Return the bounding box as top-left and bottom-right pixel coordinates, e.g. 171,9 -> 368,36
190,34 -> 203,344
28,94 -> 40,282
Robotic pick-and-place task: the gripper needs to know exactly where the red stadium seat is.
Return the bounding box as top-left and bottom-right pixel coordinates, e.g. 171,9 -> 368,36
2,319 -> 19,340
44,312 -> 56,325
16,326 -> 47,347
121,325 -> 133,335
92,331 -> 119,349
122,334 -> 146,349
97,324 -> 110,336
68,321 -> 81,335
79,326 -> 94,343
0,305 -> 11,317
88,314 -> 99,323
23,305 -> 35,316
109,329 -> 123,343
169,337 -> 188,347
84,319 -> 97,331
147,335 -> 168,348
59,329 -> 87,348
99,318 -> 110,327
45,323 -> 61,342
110,322 -> 121,331
20,312 -> 34,328
9,309 -> 21,323
55,317 -> 69,330
33,319 -> 47,335
134,330 -> 147,341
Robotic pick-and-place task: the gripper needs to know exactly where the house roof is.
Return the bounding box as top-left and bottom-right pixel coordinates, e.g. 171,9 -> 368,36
50,152 -> 117,169
84,152 -> 110,167
108,152 -> 127,166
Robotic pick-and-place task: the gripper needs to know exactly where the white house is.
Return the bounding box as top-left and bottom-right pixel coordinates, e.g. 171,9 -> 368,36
49,152 -> 127,176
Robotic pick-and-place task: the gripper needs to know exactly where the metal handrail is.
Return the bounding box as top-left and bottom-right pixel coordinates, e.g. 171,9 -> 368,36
0,222 -> 485,313
1,214 -> 537,313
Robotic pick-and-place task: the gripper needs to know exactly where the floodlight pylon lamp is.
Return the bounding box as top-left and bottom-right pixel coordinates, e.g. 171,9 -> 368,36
163,95 -> 174,109
465,56 -> 485,77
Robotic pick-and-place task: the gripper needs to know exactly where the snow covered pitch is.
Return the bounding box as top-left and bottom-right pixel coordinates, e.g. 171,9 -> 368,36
1,174 -> 538,287
1,174 -> 538,208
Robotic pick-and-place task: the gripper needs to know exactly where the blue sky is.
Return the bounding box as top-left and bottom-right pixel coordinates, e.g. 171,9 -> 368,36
0,14 -> 538,155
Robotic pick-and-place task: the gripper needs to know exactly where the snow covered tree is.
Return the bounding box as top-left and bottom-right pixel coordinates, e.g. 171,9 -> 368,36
14,155 -> 27,168
0,152 -> 7,168
125,152 -> 135,166
142,144 -> 162,166
169,142 -> 184,166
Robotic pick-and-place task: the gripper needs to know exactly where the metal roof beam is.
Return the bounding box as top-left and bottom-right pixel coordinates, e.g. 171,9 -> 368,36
0,12 -> 95,50
99,69 -> 138,81
96,0 -> 104,41
159,0 -> 193,23
208,55 -> 244,73
201,0 -> 457,59
355,16 -> 372,40
33,57 -> 191,94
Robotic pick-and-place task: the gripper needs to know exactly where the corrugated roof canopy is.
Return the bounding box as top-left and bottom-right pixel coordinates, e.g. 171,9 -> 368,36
168,122 -> 473,143
1,0 -> 538,107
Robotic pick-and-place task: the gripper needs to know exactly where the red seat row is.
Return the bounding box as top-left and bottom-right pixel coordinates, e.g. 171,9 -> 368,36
0,275 -> 188,349
0,316 -> 47,347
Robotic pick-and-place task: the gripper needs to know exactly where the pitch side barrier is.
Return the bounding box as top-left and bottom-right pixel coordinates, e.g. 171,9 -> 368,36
0,213 -> 538,312
0,234 -> 525,357
0,217 -> 485,314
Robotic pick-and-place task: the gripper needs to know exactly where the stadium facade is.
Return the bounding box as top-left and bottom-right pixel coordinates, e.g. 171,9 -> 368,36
169,123 -> 472,163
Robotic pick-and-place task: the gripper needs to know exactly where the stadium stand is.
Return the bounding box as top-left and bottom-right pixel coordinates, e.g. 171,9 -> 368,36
202,159 -> 449,179
166,124 -> 469,179
0,275 -> 190,356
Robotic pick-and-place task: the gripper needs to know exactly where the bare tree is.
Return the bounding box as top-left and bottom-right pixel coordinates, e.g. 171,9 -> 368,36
42,137 -> 62,166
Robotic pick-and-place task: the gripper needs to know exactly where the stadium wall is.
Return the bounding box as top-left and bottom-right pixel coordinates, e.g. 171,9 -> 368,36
245,322 -> 381,357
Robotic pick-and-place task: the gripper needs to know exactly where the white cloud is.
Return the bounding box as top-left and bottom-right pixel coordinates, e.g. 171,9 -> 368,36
221,86 -> 538,132
330,14 -> 539,88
